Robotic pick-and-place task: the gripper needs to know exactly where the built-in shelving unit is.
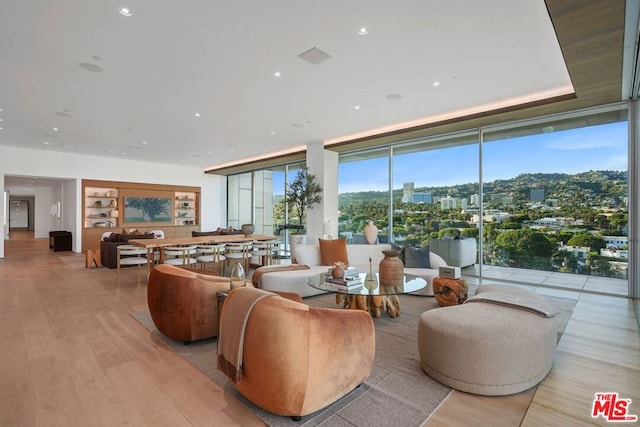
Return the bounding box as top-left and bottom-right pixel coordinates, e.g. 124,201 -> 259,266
84,187 -> 119,229
174,191 -> 197,226
82,180 -> 201,252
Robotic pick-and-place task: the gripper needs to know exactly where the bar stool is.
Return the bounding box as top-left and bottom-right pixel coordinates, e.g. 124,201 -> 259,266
163,245 -> 198,267
224,241 -> 252,276
195,243 -> 226,273
252,239 -> 278,266
117,244 -> 148,281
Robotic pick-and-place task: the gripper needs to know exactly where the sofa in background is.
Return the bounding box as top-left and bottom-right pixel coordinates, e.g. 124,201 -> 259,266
255,241 -> 447,297
427,237 -> 477,267
100,232 -> 155,269
218,286 -> 375,419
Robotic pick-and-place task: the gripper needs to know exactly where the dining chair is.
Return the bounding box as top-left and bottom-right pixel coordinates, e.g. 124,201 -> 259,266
195,243 -> 226,273
224,241 -> 252,276
163,245 -> 198,267
117,244 -> 148,281
251,239 -> 278,266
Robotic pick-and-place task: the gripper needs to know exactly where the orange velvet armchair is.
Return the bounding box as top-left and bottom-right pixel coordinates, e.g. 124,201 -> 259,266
147,264 -> 230,344
218,287 -> 375,420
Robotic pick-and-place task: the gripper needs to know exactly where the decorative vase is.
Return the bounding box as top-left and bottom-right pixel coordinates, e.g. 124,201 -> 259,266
378,249 -> 404,286
364,220 -> 378,245
241,224 -> 255,235
229,263 -> 246,289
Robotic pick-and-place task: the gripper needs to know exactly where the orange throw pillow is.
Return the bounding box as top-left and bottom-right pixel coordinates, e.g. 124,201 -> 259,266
318,238 -> 349,266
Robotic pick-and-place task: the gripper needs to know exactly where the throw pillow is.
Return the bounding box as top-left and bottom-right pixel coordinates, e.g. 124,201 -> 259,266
318,238 -> 349,266
404,245 -> 431,268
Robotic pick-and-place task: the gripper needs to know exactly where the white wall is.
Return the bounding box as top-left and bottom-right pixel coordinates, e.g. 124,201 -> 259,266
0,145 -> 225,258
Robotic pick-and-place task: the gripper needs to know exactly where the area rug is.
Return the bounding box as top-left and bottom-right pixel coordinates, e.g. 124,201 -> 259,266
132,292 -> 576,426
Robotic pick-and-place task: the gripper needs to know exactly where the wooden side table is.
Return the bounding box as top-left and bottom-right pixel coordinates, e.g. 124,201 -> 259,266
433,277 -> 468,307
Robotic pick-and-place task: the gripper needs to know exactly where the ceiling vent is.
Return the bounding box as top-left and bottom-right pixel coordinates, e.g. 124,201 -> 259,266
298,47 -> 332,65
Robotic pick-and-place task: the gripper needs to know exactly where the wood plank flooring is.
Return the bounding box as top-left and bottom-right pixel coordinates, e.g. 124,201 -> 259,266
1,233 -> 638,426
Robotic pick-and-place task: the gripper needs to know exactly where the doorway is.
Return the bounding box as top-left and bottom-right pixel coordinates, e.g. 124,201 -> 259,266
9,200 -> 30,229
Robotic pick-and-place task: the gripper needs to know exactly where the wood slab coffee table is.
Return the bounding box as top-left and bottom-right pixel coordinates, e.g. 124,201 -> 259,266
308,272 -> 426,318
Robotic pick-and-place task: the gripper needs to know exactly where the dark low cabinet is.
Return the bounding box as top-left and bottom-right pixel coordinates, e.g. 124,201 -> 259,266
49,231 -> 72,252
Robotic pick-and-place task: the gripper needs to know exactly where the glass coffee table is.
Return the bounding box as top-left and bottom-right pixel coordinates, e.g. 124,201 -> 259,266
308,272 -> 426,318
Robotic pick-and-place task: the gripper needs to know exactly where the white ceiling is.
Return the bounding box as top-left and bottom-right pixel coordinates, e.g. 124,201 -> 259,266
1,0 -> 575,197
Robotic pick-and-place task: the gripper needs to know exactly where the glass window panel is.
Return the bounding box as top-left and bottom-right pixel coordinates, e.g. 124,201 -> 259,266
338,147 -> 390,244
482,106 -> 628,293
392,132 -> 479,248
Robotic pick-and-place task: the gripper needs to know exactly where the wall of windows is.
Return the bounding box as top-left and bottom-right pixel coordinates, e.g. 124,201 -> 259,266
226,103 -> 632,296
336,104 -> 630,295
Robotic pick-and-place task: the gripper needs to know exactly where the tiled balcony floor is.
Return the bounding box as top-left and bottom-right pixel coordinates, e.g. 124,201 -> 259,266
462,264 -> 629,297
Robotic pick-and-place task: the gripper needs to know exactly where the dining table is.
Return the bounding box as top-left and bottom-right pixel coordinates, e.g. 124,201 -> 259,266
128,234 -> 278,274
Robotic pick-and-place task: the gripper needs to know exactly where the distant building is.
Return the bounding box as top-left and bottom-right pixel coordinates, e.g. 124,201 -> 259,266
603,236 -> 628,249
470,194 -> 480,206
413,192 -> 432,204
440,196 -> 458,210
402,182 -> 414,203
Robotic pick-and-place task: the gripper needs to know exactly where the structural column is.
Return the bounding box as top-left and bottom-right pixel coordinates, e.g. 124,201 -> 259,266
305,142 -> 338,243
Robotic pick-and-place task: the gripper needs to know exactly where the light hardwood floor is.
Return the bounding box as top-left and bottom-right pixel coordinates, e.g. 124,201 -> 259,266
1,234 -> 638,426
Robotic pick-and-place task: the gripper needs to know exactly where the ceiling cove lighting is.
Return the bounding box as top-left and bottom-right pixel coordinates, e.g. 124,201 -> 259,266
119,8 -> 132,16
206,145 -> 307,170
324,85 -> 575,146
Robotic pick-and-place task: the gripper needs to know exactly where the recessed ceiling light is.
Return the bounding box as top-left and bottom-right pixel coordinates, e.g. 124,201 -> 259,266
273,72 -> 282,78
354,105 -> 361,110
53,127 -> 59,131
119,8 -> 132,16
141,140 -> 148,145
386,93 -> 402,100
44,141 -> 50,145
358,27 -> 369,35
0,127 -> 3,131
194,112 -> 201,117
107,150 -> 115,154
207,151 -> 212,154
432,81 -> 441,87
270,131 -> 276,135
0,118 -> 3,122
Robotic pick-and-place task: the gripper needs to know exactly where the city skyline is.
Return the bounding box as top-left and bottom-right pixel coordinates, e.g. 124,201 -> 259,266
273,120 -> 628,194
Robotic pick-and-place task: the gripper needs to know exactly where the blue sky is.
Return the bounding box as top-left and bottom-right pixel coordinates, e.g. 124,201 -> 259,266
274,121 -> 628,194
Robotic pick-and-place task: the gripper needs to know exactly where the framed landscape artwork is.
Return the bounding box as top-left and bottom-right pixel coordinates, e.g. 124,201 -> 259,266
124,196 -> 171,223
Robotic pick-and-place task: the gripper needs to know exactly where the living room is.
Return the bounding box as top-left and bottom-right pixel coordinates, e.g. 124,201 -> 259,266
1,1 -> 639,426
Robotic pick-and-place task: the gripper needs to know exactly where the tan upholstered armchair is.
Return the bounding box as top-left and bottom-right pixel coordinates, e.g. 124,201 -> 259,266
147,264 -> 230,344
218,287 -> 375,420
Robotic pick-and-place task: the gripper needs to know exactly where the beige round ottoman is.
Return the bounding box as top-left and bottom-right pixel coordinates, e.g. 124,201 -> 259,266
417,285 -> 557,396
